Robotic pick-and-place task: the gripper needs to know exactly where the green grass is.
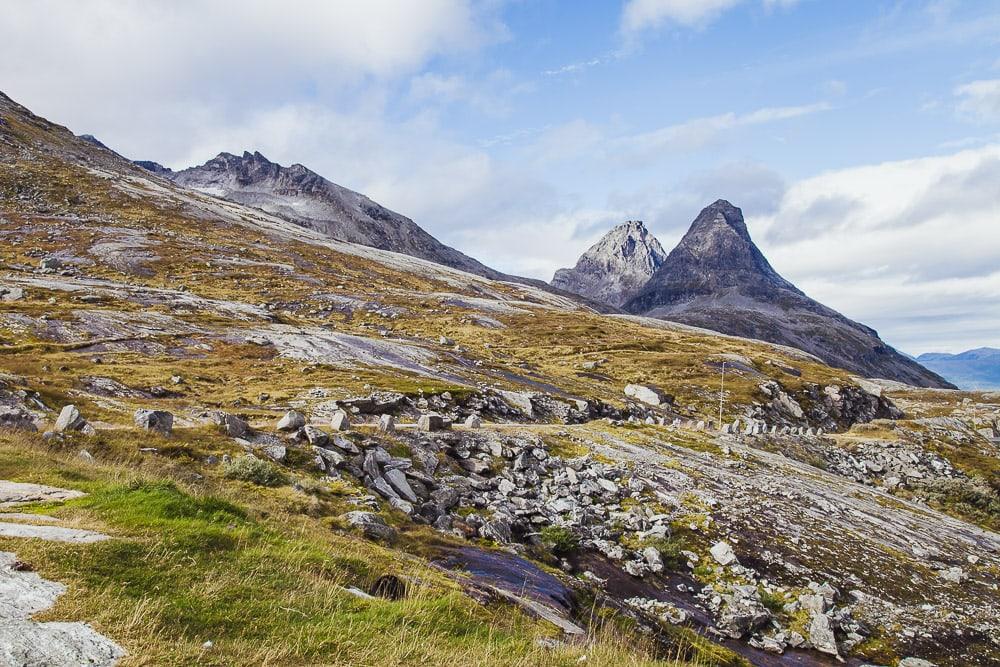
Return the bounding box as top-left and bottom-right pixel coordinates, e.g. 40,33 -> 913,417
0,431 -> 716,666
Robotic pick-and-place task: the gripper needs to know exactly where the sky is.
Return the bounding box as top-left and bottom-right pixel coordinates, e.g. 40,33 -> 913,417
0,0 -> 998,354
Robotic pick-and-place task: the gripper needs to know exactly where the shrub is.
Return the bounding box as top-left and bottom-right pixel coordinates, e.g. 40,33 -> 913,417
539,525 -> 579,556
223,455 -> 286,487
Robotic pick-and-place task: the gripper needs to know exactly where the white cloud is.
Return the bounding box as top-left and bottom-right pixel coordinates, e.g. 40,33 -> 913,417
614,102 -> 828,164
954,79 -> 1000,123
620,0 -> 798,33
408,69 -> 529,117
621,0 -> 742,32
0,0 -> 504,166
753,144 -> 1000,353
451,207 -> 627,280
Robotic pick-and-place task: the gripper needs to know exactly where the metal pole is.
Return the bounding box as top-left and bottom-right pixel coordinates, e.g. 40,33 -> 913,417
718,362 -> 726,430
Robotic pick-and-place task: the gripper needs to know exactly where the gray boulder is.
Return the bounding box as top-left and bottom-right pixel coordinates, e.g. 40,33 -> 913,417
377,414 -> 395,433
480,518 -> 513,544
212,412 -> 249,438
330,410 -> 350,432
417,414 -> 448,432
384,468 -> 419,503
134,409 -> 173,436
0,407 -> 37,432
0,285 -> 24,302
54,405 -> 92,434
343,511 -> 397,542
710,541 -> 738,566
303,424 -> 329,446
624,383 -> 672,407
808,612 -> 840,658
276,410 -> 306,431
312,446 -> 345,470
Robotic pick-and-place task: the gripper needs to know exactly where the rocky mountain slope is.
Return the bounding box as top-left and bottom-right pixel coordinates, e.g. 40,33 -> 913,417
145,150 -> 505,280
1,90 -> 998,667
552,220 -> 666,307
917,348 -> 1000,390
620,200 -> 953,389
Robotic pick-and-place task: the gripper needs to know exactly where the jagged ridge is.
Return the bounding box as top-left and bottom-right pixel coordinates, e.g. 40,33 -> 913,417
149,151 -> 506,280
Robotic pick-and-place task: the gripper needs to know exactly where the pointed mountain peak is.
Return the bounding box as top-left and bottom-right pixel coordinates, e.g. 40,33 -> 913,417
592,219 -> 661,255
686,199 -> 750,242
551,220 -> 666,307
623,199 -> 954,389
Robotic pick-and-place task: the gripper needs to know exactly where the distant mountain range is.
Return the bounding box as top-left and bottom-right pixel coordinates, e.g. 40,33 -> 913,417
552,200 -> 954,389
111,130 -> 953,390
916,348 -> 1000,390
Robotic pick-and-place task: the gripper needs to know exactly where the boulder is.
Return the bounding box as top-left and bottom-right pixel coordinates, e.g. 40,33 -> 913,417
276,410 -> 306,431
898,659 -> 937,667
430,487 -> 460,511
377,414 -> 395,433
0,286 -> 24,302
464,414 -> 482,429
312,446 -> 344,470
710,541 -> 738,566
624,383 -> 672,407
330,435 -> 360,454
0,407 -> 37,432
134,409 -> 173,436
212,412 -> 249,438
259,443 -> 287,462
939,566 -> 965,584
343,511 -> 397,542
643,546 -> 664,573
417,414 -> 448,432
303,424 -> 329,446
330,410 -> 350,432
808,612 -> 840,658
383,468 -> 419,503
54,405 -> 91,433
499,390 -> 535,417
480,518 -> 512,544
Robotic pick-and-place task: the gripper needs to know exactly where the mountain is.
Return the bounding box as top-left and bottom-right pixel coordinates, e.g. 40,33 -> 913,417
133,159 -> 172,175
551,220 -> 666,307
3,89 -> 999,667
621,200 -> 954,389
144,151 -> 505,280
917,347 -> 1000,390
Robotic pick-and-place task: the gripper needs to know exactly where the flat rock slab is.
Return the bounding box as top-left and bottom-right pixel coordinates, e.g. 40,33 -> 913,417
0,481 -> 85,508
1,552 -> 124,666
0,522 -> 109,543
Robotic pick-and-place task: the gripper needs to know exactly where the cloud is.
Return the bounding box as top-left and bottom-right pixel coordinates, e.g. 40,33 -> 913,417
0,0 -> 505,165
621,0 -> 743,32
954,79 -> 1000,123
602,161 -> 785,251
542,57 -> 607,77
407,69 -> 530,117
620,0 -> 798,33
451,207 -> 628,280
753,144 -> 1000,353
613,102 -> 829,164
